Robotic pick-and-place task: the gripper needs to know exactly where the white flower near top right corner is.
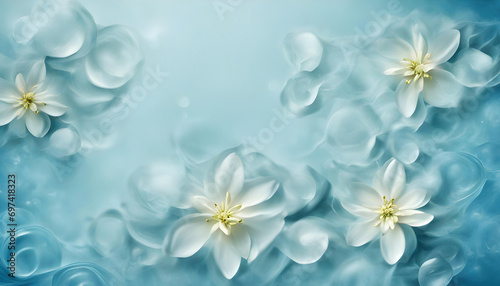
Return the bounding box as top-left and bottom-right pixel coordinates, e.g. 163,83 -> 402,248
377,25 -> 462,118
341,158 -> 433,265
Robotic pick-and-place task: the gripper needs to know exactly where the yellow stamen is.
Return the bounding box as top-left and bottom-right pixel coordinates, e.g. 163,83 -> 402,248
403,54 -> 432,84
374,196 -> 399,228
17,91 -> 45,115
206,192 -> 243,236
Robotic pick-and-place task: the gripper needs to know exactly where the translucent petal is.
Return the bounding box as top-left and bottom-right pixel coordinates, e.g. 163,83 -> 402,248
25,111 -> 50,138
162,214 -> 213,258
277,217 -> 329,264
283,31 -> 323,72
346,219 -> 380,247
48,128 -> 81,157
214,153 -> 244,198
396,77 -> 424,118
418,257 -> 453,286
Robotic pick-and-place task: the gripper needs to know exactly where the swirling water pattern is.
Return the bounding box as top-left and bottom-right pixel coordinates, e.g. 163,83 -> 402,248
0,0 -> 499,285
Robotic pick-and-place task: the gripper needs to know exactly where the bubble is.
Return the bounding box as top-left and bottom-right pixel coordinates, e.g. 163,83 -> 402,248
418,257 -> 453,286
48,128 -> 81,157
16,247 -> 39,277
85,25 -> 144,89
14,1 -> 97,59
277,218 -> 329,264
0,226 -> 62,279
426,238 -> 466,275
431,152 -> 485,207
88,210 -> 127,257
280,71 -> 322,116
283,32 -> 323,72
324,105 -> 382,165
388,129 -> 420,164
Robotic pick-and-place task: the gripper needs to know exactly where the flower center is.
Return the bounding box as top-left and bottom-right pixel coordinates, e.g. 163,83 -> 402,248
403,53 -> 432,84
374,196 -> 399,228
18,91 -> 45,114
206,192 -> 242,235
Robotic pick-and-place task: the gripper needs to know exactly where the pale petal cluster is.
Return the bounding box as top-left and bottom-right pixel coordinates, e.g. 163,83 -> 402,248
163,153 -> 284,279
378,26 -> 461,117
0,61 -> 67,137
342,158 -> 434,264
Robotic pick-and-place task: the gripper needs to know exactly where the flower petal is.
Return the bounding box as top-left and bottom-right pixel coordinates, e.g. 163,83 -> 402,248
349,182 -> 383,209
163,213 -> 213,258
191,196 -> 215,213
226,226 -> 251,259
341,200 -> 378,218
0,103 -> 19,126
236,198 -> 284,219
380,219 -> 390,233
373,158 -> 406,199
244,215 -> 284,263
15,74 -> 27,94
213,232 -> 242,279
219,221 -> 230,235
397,188 -> 430,210
26,60 -> 47,89
215,153 -> 244,198
238,177 -> 279,208
421,69 -> 462,108
428,29 -> 460,67
346,219 -> 380,247
0,79 -> 20,103
380,224 -> 405,265
412,26 -> 428,61
25,111 -> 50,137
398,210 -> 433,227
39,100 -> 67,117
376,38 -> 416,61
396,78 -> 424,118
384,66 -> 407,76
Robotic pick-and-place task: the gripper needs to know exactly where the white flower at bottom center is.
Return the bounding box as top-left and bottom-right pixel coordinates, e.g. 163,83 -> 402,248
207,192 -> 243,236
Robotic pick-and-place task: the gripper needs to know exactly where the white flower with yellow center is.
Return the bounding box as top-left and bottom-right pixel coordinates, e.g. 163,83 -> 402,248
342,158 -> 433,264
378,26 -> 461,117
163,153 -> 284,279
0,61 -> 67,137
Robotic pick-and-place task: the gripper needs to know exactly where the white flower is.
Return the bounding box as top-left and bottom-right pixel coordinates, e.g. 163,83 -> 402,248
0,61 -> 67,137
342,158 -> 433,264
378,26 -> 461,117
163,153 -> 284,279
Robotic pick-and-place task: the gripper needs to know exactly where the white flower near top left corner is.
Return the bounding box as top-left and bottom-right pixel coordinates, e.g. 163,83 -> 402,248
341,158 -> 434,265
0,61 -> 68,137
163,153 -> 285,279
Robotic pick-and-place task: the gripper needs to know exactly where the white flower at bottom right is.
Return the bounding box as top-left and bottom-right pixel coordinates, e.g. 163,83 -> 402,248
341,158 -> 433,264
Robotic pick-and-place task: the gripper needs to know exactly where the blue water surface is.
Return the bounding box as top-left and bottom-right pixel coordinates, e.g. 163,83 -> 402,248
0,0 -> 499,285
